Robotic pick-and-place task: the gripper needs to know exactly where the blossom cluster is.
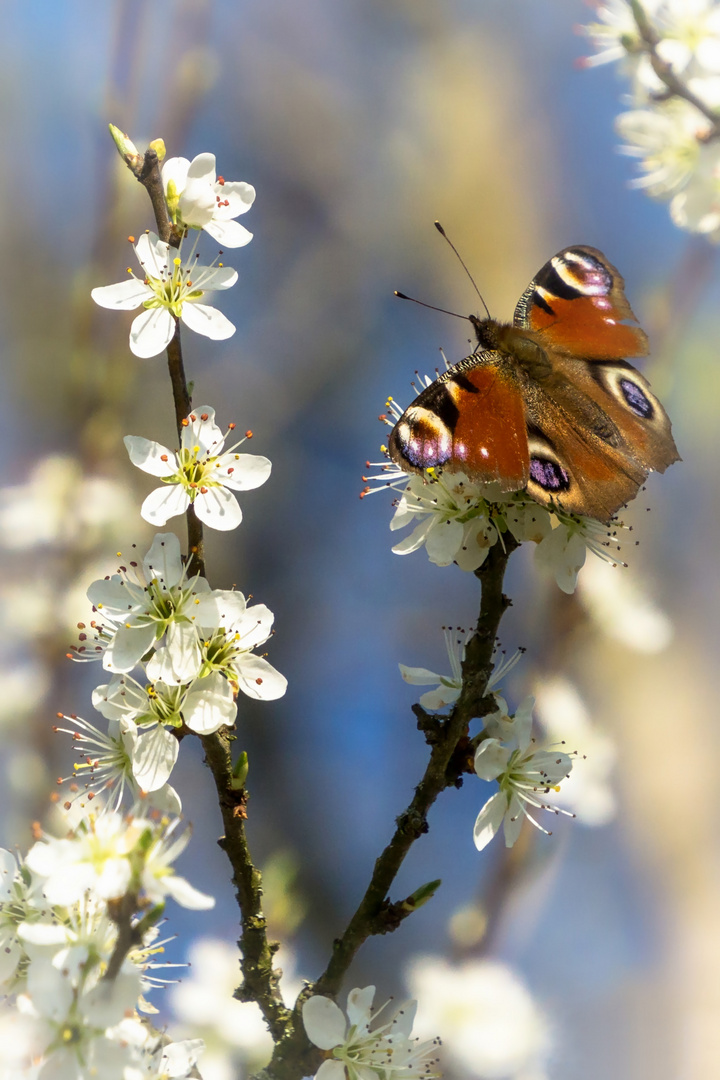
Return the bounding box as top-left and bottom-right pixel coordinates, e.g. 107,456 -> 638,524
579,0 -> 720,237
0,815 -> 210,1078
66,530 -> 286,805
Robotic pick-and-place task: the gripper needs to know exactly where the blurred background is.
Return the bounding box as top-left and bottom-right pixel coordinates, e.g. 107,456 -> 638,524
0,1 -> 717,1077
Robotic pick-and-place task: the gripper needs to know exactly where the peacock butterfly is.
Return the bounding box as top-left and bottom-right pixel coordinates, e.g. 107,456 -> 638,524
388,245 -> 679,523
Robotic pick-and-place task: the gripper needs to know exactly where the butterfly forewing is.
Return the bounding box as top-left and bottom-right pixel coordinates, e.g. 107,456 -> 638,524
388,351 -> 530,490
514,246 -> 649,360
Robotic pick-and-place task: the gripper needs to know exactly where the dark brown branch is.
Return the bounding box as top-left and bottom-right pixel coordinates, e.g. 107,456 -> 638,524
630,0 -> 720,134
115,131 -> 279,1025
259,537 -> 518,1080
200,729 -> 291,1040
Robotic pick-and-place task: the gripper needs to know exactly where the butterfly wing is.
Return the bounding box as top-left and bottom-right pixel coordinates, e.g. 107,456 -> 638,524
509,246 -> 679,519
388,350 -> 530,490
514,245 -> 650,359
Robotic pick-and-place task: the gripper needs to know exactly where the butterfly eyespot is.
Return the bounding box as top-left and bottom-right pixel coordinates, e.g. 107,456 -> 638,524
619,377 -> 653,419
529,456 -> 571,494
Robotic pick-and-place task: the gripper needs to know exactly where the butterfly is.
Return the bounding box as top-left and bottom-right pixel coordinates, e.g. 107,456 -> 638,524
388,246 -> 680,523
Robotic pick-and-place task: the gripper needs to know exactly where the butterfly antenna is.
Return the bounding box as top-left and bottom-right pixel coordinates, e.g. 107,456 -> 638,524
434,220 -> 491,319
394,291 -> 469,321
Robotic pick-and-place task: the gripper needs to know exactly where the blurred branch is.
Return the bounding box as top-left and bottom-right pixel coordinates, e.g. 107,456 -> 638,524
258,538 -> 518,1080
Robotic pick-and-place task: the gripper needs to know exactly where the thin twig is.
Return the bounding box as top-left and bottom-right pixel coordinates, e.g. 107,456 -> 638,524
258,538 -> 518,1080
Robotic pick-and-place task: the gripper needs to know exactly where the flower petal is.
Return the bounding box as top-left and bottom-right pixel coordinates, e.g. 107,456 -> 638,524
183,672 -> 236,734
124,436 -> 177,477
133,724 -> 179,791
180,302 -> 235,341
91,278 -> 150,310
143,533 -> 183,588
193,486 -> 243,531
234,654 -> 287,701
302,996 -> 347,1050
103,624 -> 157,674
141,484 -> 190,526
473,738 -> 510,781
214,453 -> 272,491
204,218 -> 253,247
473,791 -> 508,851
346,986 -> 375,1027
130,307 -> 176,358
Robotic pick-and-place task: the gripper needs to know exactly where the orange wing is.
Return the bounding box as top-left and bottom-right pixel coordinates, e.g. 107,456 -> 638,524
514,246 -> 649,360
388,351 -> 530,490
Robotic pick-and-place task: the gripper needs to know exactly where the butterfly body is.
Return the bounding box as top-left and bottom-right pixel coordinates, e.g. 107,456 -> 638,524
389,246 -> 679,522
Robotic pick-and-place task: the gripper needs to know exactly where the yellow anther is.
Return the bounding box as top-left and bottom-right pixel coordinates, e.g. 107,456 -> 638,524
173,257 -> 181,267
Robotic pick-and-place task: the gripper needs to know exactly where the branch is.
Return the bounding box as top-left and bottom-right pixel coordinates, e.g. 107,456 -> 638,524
259,537 -> 518,1080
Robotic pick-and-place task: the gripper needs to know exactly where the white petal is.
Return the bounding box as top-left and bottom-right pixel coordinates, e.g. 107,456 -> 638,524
229,602 -> 274,646
425,519 -> 463,565
181,407 -> 224,456
473,791 -> 507,851
162,156 -> 191,194
146,646 -> 179,685
473,738 -> 510,781
187,152 -> 216,183
502,793 -> 525,847
235,655 -> 287,700
204,218 -> 253,247
130,307 -> 176,358
87,575 -> 137,620
141,484 -> 190,526
192,265 -> 238,291
91,278 -> 150,310
214,180 -> 255,217
391,519 -> 434,555
143,533 -> 183,588
398,664 -> 442,686
133,724 -> 179,791
346,986 -> 375,1027
315,1061 -> 346,1080
183,672 -> 236,734
214,452 -> 271,491
0,849 -> 18,901
302,996 -> 347,1049
160,873 -> 215,910
165,622 -> 203,683
194,486 -> 243,531
181,302 -> 235,340
103,624 -> 157,673
419,685 -> 460,710
92,673 -> 148,721
124,436 -> 177,477
135,232 -> 170,278
193,588 -> 247,631
95,857 -> 133,900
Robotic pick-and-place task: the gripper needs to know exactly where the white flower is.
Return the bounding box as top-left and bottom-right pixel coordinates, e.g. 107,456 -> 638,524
163,152 -> 255,248
534,676 -> 617,827
125,407 -> 271,531
85,532 -> 215,677
390,472 -> 500,571
91,231 -> 237,359
656,0 -> 720,75
578,0 -> 663,75
577,556 -> 673,652
0,455 -> 136,551
616,102 -> 708,199
670,137 -> 720,232
399,629 -> 522,713
196,590 -> 288,701
94,668 -> 236,753
473,701 -> 574,850
534,513 -> 623,594
25,811 -> 214,911
302,985 -> 440,1080
0,848 -> 44,992
406,956 -> 551,1080
54,712 -> 181,812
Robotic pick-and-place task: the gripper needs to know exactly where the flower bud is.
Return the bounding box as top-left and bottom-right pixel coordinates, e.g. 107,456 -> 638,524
108,123 -> 141,168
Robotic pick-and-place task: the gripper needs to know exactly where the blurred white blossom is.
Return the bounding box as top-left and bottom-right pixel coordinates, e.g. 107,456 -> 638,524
406,956 -> 551,1080
577,557 -> 673,652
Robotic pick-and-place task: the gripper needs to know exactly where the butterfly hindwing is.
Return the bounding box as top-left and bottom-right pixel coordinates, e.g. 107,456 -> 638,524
388,350 -> 530,489
514,246 -> 649,360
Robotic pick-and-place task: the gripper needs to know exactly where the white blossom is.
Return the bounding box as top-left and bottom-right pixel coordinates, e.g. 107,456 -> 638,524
399,629 -> 522,713
473,701 -> 574,850
91,231 -> 237,358
302,985 -> 440,1080
163,152 -> 255,247
195,590 -> 288,701
577,556 -> 673,652
406,956 -> 551,1080
534,513 -> 625,595
85,532 -> 215,677
534,676 -> 617,827
25,811 -> 214,911
125,407 -> 271,531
